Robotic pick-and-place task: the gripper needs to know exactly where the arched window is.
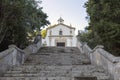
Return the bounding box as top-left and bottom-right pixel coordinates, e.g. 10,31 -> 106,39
59,30 -> 62,35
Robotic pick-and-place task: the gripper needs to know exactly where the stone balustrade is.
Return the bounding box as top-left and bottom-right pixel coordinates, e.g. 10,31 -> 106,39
0,35 -> 42,76
78,41 -> 120,80
0,45 -> 25,76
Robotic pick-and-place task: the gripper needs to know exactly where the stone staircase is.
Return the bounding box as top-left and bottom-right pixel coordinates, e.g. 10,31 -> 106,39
0,47 -> 110,80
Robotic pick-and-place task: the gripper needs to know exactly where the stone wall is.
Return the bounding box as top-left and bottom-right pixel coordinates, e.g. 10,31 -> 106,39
77,41 -> 120,80
0,35 -> 42,76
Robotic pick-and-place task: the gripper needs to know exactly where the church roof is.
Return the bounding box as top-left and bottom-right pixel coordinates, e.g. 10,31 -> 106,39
46,23 -> 75,30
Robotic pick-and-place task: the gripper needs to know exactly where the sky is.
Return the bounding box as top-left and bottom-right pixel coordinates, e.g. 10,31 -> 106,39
41,0 -> 88,34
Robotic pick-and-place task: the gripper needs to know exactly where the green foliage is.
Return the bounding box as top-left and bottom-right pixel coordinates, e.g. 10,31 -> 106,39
83,0 -> 120,56
77,30 -> 102,49
0,0 -> 49,51
41,29 -> 47,39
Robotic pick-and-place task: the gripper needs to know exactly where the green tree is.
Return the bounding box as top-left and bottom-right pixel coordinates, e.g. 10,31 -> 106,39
84,0 -> 120,56
0,0 -> 49,51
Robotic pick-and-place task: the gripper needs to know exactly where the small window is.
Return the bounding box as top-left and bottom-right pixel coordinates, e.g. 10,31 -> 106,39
50,30 -> 52,35
70,30 -> 72,34
59,30 -> 62,35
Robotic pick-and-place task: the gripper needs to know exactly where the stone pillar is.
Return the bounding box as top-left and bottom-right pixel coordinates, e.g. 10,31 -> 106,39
37,34 -> 42,41
8,45 -> 25,66
34,34 -> 42,44
8,45 -> 17,65
91,45 -> 104,65
82,42 -> 87,54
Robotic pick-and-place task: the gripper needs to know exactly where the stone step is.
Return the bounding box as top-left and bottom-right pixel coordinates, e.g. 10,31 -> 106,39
6,69 -> 92,74
4,71 -> 108,77
0,77 -> 72,80
24,62 -> 90,66
25,54 -> 90,65
4,65 -> 109,79
23,61 -> 91,65
9,65 -> 96,72
0,76 -> 110,80
25,47 -> 91,65
38,47 -> 80,53
7,65 -> 106,76
35,52 -> 82,54
4,70 -> 80,77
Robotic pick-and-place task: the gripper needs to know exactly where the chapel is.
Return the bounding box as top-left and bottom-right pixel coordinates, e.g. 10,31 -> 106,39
42,17 -> 77,47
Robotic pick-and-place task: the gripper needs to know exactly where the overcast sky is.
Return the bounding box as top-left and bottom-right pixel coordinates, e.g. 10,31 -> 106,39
41,0 -> 88,34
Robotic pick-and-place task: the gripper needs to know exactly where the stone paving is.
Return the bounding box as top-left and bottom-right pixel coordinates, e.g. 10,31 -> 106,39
0,47 -> 110,80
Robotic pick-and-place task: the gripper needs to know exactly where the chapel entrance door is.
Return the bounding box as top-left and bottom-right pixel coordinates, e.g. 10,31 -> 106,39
57,42 -> 65,47
55,37 -> 66,47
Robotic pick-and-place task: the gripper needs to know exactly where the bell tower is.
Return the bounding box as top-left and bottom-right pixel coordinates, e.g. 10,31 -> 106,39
58,17 -> 64,24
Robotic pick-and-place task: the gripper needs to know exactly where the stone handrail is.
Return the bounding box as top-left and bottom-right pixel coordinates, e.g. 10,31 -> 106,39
77,41 -> 120,80
92,47 -> 120,80
97,48 -> 120,63
0,48 -> 14,59
23,40 -> 42,60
